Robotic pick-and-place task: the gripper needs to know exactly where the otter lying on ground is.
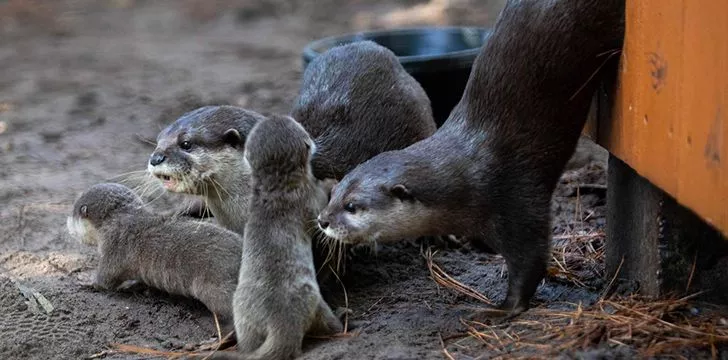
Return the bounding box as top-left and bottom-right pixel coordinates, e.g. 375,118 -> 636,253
67,183 -> 242,323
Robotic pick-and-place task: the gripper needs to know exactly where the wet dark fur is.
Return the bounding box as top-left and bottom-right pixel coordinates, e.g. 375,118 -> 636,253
68,183 -> 242,323
212,115 -> 341,360
321,0 -> 625,315
291,40 -> 437,180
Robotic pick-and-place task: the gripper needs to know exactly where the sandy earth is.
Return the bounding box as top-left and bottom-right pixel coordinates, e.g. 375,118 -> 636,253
1,1 -> 726,359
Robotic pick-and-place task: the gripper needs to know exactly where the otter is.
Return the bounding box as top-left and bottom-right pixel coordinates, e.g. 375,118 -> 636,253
148,105 -> 341,279
291,40 -> 437,180
318,0 -> 625,317
294,40 -> 460,250
147,105 -> 264,235
66,183 -> 242,323
201,115 -> 342,360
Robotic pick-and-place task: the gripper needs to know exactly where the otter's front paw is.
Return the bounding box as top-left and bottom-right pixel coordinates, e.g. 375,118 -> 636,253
335,306 -> 353,320
91,281 -> 110,291
466,304 -> 526,325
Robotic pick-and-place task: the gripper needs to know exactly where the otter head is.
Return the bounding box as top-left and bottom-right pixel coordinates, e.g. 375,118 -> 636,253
244,114 -> 316,182
317,150 -> 439,245
67,183 -> 143,246
148,106 -> 262,197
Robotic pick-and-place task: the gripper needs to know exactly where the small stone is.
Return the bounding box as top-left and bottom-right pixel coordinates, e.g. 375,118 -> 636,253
0,121 -> 7,134
720,318 -> 727,326
183,343 -> 196,351
690,307 -> 700,315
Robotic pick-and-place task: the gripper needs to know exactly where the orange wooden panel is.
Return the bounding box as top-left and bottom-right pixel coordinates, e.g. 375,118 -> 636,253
599,0 -> 728,236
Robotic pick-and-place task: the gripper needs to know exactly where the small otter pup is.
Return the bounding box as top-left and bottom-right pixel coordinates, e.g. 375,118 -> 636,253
210,115 -> 342,360
291,40 -> 437,180
147,105 -> 265,235
66,183 -> 242,322
319,0 -> 625,317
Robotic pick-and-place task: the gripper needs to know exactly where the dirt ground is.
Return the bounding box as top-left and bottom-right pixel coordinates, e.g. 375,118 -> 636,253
1,1 -> 727,359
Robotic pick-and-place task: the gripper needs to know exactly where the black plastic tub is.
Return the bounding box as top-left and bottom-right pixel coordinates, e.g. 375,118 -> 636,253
301,26 -> 491,127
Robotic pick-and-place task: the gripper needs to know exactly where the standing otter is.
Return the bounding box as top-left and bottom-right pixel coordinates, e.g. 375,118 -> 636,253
291,40 -> 437,180
66,183 -> 242,323
203,115 -> 342,360
147,105 -> 264,235
318,0 -> 625,317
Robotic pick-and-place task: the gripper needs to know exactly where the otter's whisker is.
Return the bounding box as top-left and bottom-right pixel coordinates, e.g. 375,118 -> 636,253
141,185 -> 167,208
211,178 -> 232,199
195,183 -> 210,232
106,169 -> 150,180
135,181 -> 164,202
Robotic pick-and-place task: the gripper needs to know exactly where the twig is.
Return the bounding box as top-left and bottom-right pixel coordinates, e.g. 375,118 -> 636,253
329,264 -> 349,334
600,256 -> 624,299
440,333 -> 457,360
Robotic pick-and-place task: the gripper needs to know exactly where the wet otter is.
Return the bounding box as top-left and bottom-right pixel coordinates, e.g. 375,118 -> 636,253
147,105 -> 264,235
291,40 -> 437,180
318,0 -> 625,317
66,183 -> 242,322
203,115 -> 342,360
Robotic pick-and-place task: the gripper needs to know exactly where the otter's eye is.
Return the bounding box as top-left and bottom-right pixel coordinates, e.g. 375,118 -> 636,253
180,141 -> 192,151
344,202 -> 357,214
80,205 -> 88,218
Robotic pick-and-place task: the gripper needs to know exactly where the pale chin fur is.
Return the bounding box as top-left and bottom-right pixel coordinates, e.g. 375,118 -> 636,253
147,163 -> 189,193
321,213 -> 373,245
66,216 -> 100,246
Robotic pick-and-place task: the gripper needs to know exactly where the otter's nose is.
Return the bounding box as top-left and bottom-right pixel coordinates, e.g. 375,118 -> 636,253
149,152 -> 166,166
317,217 -> 330,230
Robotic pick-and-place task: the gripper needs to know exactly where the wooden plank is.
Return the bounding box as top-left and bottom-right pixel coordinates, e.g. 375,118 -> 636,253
599,0 -> 728,237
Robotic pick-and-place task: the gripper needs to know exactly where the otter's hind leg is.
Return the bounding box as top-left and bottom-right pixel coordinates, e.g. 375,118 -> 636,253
233,322 -> 265,354
308,300 -> 343,336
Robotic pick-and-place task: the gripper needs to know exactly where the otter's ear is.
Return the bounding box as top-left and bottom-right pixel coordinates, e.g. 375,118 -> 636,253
223,129 -> 243,148
390,184 -> 413,201
80,205 -> 88,218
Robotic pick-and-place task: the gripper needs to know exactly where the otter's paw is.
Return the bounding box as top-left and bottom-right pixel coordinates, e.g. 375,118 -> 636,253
335,306 -> 353,319
417,235 -> 463,250
91,281 -> 109,291
349,242 -> 378,257
466,304 -> 526,325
